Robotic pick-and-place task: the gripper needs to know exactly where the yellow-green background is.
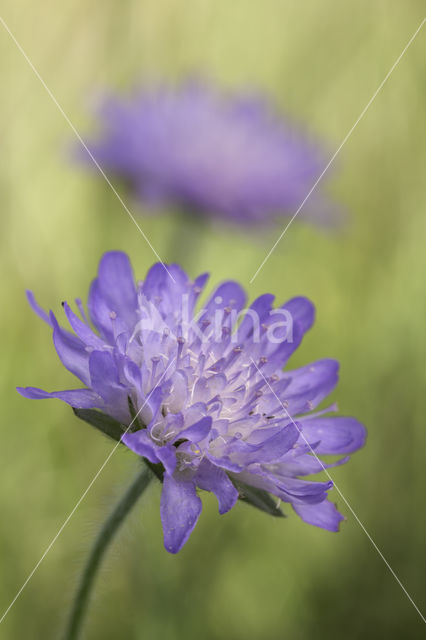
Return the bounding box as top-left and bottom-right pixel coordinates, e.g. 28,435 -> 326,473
1,1 -> 425,638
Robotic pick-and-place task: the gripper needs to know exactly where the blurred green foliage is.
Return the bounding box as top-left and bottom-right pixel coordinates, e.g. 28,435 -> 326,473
0,1 -> 425,638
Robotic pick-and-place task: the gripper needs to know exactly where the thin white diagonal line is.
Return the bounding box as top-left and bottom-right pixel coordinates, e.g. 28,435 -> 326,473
0,358 -> 175,626
0,15 -> 176,283
250,357 -> 426,624
250,17 -> 426,284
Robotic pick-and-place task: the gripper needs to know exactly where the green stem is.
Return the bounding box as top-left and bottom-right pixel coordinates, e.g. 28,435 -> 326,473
62,466 -> 154,640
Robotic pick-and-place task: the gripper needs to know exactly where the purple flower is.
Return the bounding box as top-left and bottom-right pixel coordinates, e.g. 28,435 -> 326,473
83,83 -> 335,226
18,252 -> 365,553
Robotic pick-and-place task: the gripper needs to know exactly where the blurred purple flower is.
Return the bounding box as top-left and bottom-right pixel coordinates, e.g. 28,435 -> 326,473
18,252 -> 365,552
82,83 -> 336,225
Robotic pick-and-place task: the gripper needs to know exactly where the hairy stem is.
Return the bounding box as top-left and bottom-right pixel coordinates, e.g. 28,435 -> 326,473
62,466 -> 154,640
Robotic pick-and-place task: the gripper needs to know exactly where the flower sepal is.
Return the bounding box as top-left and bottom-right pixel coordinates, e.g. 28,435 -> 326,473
232,479 -> 286,518
73,405 -> 166,481
72,407 -> 126,442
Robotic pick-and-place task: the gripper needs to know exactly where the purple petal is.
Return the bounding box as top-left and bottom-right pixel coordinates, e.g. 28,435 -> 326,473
191,272 -> 210,307
259,321 -> 305,373
97,251 -> 138,327
50,313 -> 90,385
88,350 -> 130,421
175,416 -> 212,443
16,386 -> 101,408
145,386 -> 164,426
87,280 -> 116,340
88,350 -> 121,398
26,291 -> 52,326
286,359 -> 339,397
122,429 -> 161,464
278,452 -> 349,476
246,423 -> 300,463
255,297 -> 315,374
63,302 -> 104,349
123,423 -> 177,475
300,416 -> 367,454
207,455 -> 244,473
141,262 -> 170,296
281,297 -> 315,333
276,359 -> 339,415
141,262 -> 192,316
160,473 -> 202,553
207,437 -> 261,473
236,294 -> 275,343
195,459 -> 238,514
156,445 -> 177,475
201,281 -> 247,324
293,498 -> 344,531
273,476 -> 333,502
122,358 -> 143,390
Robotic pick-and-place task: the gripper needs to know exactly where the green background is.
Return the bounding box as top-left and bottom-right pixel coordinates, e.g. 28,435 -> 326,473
1,1 -> 425,638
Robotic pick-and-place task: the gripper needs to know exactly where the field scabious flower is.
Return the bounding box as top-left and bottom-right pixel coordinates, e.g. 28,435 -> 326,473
83,83 -> 334,226
18,252 -> 365,553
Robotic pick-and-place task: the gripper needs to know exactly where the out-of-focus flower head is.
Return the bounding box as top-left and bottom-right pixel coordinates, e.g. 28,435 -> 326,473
18,252 -> 365,552
82,82 -> 336,226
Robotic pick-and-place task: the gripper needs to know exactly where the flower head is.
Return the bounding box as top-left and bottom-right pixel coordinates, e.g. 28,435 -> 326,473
18,252 -> 365,552
83,83 -> 335,226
